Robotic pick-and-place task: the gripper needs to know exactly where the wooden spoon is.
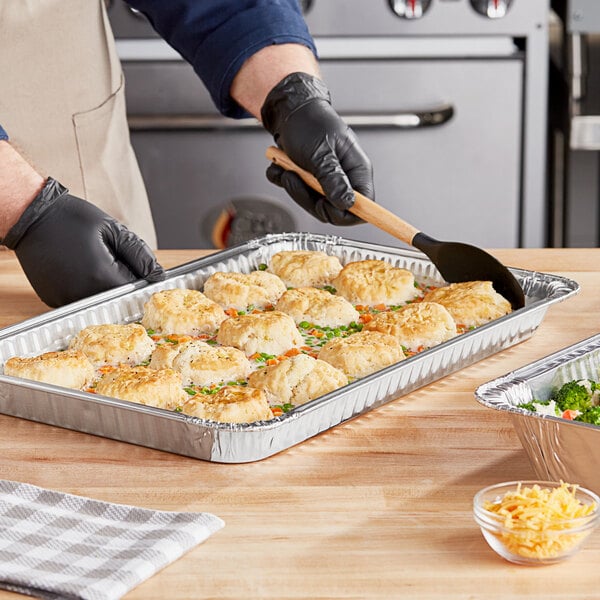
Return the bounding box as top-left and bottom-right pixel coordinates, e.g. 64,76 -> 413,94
266,146 -> 525,309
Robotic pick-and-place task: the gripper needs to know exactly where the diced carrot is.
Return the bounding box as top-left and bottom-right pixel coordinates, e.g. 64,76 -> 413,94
271,407 -> 283,417
249,353 -> 261,360
373,303 -> 387,311
562,409 -> 579,420
300,346 -> 313,352
266,358 -> 278,366
359,314 -> 373,324
251,308 -> 262,314
416,345 -> 425,353
225,308 -> 238,317
284,348 -> 301,357
355,304 -> 367,312
160,333 -> 192,344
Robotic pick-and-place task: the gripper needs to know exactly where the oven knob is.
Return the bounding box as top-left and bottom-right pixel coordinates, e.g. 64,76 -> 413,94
388,0 -> 432,19
470,0 -> 512,18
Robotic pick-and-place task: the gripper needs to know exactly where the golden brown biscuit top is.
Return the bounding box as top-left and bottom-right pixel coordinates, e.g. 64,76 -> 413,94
422,281 -> 511,327
333,260 -> 416,305
268,250 -> 343,287
364,302 -> 456,336
144,288 -> 221,312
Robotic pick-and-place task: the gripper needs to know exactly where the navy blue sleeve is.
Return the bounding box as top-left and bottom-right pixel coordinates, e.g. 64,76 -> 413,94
0,125 -> 8,142
124,0 -> 317,118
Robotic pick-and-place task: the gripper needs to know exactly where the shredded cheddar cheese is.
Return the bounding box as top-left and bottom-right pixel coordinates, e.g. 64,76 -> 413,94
483,482 -> 597,559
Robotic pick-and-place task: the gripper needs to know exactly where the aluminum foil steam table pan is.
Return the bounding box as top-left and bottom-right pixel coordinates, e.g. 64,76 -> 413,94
0,233 -> 579,463
475,334 -> 600,495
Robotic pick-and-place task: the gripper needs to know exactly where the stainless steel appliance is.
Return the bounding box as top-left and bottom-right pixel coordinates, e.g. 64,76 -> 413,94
548,0 -> 600,246
107,0 -> 550,249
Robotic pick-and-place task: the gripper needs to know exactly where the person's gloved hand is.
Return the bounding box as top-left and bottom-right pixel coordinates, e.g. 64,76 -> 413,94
261,72 -> 374,226
1,178 -> 165,307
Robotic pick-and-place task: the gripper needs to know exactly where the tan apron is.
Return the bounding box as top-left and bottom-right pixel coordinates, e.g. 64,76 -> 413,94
0,0 -> 157,248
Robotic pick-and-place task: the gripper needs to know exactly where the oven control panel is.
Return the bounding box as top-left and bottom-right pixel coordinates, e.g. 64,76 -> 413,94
386,0 -> 514,20
107,0 -> 543,40
302,0 -> 540,36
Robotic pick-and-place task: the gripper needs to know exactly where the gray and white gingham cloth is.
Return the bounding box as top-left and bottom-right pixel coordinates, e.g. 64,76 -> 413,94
0,480 -> 224,600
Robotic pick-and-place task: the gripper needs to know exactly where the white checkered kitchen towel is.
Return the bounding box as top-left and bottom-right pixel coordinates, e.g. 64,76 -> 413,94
0,480 -> 224,600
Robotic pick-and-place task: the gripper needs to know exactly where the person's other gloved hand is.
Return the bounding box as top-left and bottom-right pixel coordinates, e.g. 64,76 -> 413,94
261,72 -> 374,226
1,178 -> 165,307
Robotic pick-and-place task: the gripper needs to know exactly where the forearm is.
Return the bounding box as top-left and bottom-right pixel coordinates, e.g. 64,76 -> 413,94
230,43 -> 320,120
0,141 -> 45,239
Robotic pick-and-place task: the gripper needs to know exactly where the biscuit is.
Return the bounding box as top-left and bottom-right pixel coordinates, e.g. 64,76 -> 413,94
95,365 -> 187,410
141,288 -> 227,335
168,340 -> 251,387
274,287 -> 359,328
180,385 -> 274,423
248,353 -> 348,406
318,330 -> 405,378
363,302 -> 457,350
332,260 -> 417,306
68,323 -> 155,368
422,281 -> 512,328
148,342 -> 182,370
216,310 -> 303,356
3,350 -> 95,390
203,270 -> 287,310
268,250 -> 343,288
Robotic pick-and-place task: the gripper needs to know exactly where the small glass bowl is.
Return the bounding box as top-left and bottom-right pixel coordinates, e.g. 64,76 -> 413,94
473,480 -> 600,565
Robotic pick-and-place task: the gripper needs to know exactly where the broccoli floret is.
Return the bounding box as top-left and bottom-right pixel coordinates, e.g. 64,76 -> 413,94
552,380 -> 596,412
575,406 -> 600,425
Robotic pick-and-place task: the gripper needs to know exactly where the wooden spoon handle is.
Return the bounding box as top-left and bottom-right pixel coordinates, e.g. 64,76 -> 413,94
265,146 -> 420,246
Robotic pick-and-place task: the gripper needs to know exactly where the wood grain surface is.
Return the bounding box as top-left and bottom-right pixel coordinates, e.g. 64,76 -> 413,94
1,248 -> 599,599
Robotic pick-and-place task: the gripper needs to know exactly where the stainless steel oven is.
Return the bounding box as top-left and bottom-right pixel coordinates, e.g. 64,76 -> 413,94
107,0 -> 550,249
548,0 -> 600,247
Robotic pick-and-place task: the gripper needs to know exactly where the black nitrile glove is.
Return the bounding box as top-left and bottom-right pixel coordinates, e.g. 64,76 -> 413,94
262,72 -> 374,226
1,178 -> 165,307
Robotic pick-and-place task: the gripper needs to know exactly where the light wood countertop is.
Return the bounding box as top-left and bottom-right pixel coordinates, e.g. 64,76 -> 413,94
0,247 -> 599,599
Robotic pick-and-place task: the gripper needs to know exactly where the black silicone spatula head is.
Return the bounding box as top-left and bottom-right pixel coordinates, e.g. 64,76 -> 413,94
266,146 -> 526,310
412,233 -> 525,309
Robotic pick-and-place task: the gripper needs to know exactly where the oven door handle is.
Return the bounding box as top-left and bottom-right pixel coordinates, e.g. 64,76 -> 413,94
344,104 -> 454,129
127,103 -> 454,131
